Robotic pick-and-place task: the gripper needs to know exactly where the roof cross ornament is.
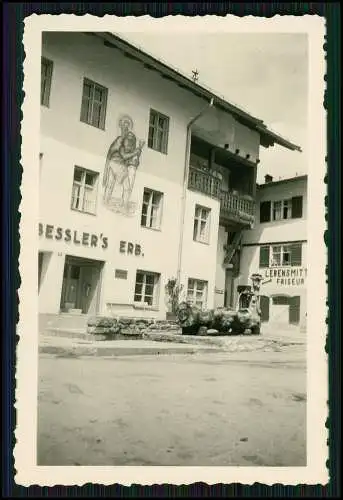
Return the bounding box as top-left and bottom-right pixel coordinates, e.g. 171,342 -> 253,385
191,69 -> 199,83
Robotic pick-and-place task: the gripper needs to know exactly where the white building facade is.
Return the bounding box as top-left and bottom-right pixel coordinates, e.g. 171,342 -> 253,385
38,32 -> 300,323
239,175 -> 307,330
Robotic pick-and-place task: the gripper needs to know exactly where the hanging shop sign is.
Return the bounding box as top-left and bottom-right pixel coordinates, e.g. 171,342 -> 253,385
263,267 -> 307,286
39,223 -> 108,249
119,240 -> 144,257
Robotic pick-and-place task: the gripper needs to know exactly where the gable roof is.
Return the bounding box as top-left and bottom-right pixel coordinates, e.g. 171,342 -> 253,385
92,32 -> 302,153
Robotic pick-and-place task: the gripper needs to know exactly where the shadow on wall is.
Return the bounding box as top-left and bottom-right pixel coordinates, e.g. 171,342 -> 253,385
39,252 -> 53,291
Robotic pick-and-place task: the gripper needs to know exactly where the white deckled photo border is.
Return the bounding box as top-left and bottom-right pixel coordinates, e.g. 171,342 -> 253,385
16,14 -> 327,486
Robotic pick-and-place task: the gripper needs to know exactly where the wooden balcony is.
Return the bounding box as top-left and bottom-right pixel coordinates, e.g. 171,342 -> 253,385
219,190 -> 255,225
188,166 -> 221,198
188,166 -> 255,226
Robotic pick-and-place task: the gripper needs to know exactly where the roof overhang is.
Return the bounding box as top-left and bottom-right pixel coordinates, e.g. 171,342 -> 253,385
88,31 -> 302,153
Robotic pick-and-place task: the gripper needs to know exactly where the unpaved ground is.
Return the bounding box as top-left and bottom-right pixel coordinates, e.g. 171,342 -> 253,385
37,346 -> 306,466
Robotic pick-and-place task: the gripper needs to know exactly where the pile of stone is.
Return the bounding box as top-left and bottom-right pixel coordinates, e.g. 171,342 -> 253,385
87,316 -> 181,340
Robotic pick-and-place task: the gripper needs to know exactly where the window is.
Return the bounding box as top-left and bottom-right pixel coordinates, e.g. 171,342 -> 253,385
148,109 -> 169,154
272,201 -> 282,221
187,279 -> 208,310
41,57 -> 53,107
259,243 -> 302,268
141,188 -> 164,229
134,271 -> 160,307
271,245 -> 282,266
80,78 -> 108,129
271,245 -> 292,266
71,166 -> 99,214
260,196 -> 303,223
193,205 -> 211,243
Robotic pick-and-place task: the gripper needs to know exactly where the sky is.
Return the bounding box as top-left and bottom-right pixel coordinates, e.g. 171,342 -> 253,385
120,32 -> 308,184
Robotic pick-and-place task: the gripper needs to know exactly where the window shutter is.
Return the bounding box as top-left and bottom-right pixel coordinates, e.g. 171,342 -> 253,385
259,246 -> 270,268
260,296 -> 270,322
260,201 -> 271,222
289,296 -> 301,324
291,244 -> 302,266
291,196 -> 303,218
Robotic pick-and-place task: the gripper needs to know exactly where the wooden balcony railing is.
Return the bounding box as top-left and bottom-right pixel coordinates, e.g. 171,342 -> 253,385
188,166 -> 255,225
219,190 -> 255,224
188,166 -> 221,198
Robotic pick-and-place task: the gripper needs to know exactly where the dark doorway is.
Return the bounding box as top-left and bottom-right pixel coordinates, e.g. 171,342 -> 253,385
60,256 -> 104,315
260,295 -> 270,322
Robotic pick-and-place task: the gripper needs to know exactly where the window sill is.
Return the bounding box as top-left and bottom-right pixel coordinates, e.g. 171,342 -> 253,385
260,217 -> 302,224
71,208 -> 97,217
147,146 -> 168,155
80,119 -> 106,132
141,225 -> 162,232
193,238 -> 210,246
133,304 -> 159,312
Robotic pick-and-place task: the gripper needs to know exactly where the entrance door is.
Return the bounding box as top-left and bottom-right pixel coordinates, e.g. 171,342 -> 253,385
61,263 -> 81,311
60,256 -> 103,314
79,265 -> 101,314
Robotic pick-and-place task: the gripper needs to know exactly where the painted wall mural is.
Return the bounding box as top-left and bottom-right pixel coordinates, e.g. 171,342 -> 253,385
103,115 -> 145,215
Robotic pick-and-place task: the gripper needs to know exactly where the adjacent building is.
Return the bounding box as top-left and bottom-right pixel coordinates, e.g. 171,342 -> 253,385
239,174 -> 307,330
38,31 -> 301,323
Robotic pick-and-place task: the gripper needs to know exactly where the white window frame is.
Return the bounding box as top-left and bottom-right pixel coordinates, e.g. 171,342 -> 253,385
80,78 -> 108,130
134,271 -> 160,308
186,279 -> 208,310
71,166 -> 99,215
193,205 -> 211,243
271,244 -> 293,267
141,188 -> 164,230
148,109 -> 169,154
271,199 -> 292,221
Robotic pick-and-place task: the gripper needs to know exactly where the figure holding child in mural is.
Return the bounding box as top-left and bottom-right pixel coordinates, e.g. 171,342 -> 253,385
103,115 -> 145,214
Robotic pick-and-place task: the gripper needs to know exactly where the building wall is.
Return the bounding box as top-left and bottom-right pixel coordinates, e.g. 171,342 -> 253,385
181,191 -> 221,309
239,177 -> 308,329
214,225 -> 228,308
243,177 -> 307,244
39,32 -> 262,318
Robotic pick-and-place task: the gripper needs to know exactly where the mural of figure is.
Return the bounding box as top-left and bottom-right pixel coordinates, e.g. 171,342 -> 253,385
103,115 -> 145,212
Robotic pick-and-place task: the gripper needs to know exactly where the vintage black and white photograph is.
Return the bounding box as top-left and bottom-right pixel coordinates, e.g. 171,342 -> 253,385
16,14 -> 327,486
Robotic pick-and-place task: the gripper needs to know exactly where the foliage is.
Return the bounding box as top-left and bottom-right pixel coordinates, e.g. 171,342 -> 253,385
165,278 -> 184,314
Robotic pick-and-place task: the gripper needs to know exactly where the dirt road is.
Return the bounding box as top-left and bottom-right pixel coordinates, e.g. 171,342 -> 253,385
37,347 -> 306,466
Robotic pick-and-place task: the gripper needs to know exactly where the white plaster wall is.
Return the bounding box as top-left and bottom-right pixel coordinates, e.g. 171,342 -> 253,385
180,191 -> 220,310
39,32 -> 265,317
243,177 -> 308,245
39,137 -> 183,317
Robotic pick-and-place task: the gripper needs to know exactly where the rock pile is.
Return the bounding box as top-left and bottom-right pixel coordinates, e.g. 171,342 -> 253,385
87,316 -> 181,340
